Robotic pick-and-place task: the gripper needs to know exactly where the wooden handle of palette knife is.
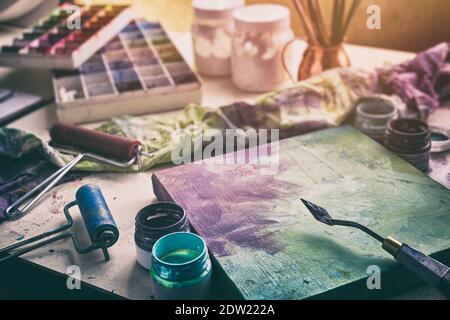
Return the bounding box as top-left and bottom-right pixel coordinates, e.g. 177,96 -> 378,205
50,122 -> 141,162
395,244 -> 450,297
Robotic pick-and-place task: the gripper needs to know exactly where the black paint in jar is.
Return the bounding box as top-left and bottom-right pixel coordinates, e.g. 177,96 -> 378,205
384,118 -> 431,172
134,202 -> 190,269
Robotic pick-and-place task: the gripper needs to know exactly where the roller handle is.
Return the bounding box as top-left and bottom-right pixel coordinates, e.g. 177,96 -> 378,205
394,244 -> 450,297
50,122 -> 141,162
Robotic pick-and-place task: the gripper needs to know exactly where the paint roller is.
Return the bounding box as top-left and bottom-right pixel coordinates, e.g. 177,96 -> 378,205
50,122 -> 142,162
5,122 -> 153,220
0,185 -> 119,262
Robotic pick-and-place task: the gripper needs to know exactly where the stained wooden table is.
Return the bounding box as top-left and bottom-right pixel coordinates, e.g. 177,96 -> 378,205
0,28 -> 448,299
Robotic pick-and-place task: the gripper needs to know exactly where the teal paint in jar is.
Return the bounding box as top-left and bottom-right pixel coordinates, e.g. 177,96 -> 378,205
151,232 -> 212,300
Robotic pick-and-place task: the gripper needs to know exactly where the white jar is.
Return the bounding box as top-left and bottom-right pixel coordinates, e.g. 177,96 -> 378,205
231,4 -> 294,92
192,0 -> 245,77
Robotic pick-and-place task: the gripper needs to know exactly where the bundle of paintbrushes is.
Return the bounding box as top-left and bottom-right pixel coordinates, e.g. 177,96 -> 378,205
290,0 -> 361,80
293,0 -> 362,47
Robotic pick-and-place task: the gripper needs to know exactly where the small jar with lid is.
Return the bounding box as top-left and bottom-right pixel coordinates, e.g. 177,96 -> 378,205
192,0 -> 245,77
134,202 -> 189,270
151,232 -> 212,300
231,4 -> 294,92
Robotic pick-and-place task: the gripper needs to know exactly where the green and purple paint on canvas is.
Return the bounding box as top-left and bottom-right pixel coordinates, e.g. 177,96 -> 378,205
152,126 -> 450,299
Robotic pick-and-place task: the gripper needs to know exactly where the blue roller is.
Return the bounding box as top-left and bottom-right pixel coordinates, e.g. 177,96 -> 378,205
0,184 -> 120,263
75,185 -> 119,248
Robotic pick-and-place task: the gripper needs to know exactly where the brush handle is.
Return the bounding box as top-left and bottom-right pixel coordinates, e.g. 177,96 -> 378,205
394,244 -> 450,297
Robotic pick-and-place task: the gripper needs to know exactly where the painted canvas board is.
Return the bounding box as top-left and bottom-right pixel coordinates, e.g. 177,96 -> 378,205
152,126 -> 450,299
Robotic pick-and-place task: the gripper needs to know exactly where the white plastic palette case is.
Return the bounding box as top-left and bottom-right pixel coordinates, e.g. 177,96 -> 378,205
53,20 -> 202,124
0,4 -> 134,69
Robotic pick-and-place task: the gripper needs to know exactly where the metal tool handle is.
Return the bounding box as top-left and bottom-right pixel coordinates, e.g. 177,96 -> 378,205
4,154 -> 85,220
55,147 -> 140,169
0,232 -> 71,263
4,147 -> 145,220
395,244 -> 450,296
0,214 -> 73,263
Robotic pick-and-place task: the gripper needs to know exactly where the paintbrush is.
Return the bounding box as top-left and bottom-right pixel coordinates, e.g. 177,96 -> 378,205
301,199 -> 450,296
294,0 -> 319,45
331,0 -> 345,45
340,0 -> 362,42
306,0 -> 329,47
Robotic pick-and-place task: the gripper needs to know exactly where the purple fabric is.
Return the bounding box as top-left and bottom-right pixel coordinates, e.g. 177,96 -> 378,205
436,63 -> 450,102
378,42 -> 450,118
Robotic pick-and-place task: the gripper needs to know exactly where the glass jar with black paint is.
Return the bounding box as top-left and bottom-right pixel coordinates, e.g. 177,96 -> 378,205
134,202 -> 189,270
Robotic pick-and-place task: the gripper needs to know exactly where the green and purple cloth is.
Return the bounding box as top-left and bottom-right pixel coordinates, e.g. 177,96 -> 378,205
377,42 -> 449,118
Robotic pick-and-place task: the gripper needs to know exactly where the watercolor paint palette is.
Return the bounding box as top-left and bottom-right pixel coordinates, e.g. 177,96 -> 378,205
53,20 -> 202,123
0,3 -> 134,69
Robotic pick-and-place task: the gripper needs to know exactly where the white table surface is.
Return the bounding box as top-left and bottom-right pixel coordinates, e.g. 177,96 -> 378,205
0,28 -> 447,300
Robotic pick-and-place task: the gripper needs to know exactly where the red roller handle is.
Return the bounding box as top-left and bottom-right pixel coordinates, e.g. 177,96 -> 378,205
50,122 -> 141,162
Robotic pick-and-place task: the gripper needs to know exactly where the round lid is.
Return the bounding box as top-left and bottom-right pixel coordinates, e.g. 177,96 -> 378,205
193,0 -> 245,19
233,4 -> 291,32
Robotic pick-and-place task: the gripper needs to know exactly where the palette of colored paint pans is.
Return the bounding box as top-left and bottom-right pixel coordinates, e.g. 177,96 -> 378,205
53,20 -> 202,124
0,3 -> 134,69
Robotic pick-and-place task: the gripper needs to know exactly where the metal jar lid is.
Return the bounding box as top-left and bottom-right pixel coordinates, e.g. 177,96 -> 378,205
134,202 -> 189,251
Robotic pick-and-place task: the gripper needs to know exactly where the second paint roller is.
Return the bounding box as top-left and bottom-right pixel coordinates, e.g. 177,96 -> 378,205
0,184 -> 120,262
5,122 -> 153,220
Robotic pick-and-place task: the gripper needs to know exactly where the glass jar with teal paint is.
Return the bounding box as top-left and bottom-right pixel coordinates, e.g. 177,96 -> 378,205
151,232 -> 212,300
